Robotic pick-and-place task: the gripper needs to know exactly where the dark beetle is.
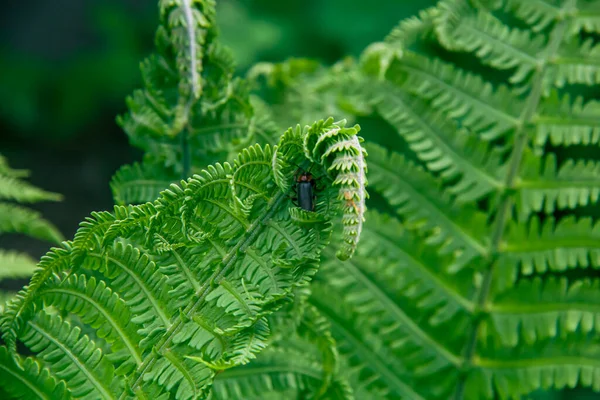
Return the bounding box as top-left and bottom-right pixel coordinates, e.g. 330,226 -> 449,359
295,171 -> 315,211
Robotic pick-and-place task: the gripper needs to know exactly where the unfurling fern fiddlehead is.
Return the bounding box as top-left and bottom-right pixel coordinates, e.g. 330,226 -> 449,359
0,117 -> 367,399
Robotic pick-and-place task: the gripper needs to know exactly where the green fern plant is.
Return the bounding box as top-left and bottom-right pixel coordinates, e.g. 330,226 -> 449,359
323,1 -> 600,399
0,1 -> 367,399
0,154 -> 63,311
247,0 -> 600,399
3,0 -> 600,399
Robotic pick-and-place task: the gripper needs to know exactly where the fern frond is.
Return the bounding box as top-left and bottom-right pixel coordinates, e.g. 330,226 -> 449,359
311,279 -> 447,400
0,244 -> 73,353
0,202 -> 63,243
21,312 -> 120,399
468,334 -> 600,399
551,38 -> 600,88
0,250 -> 37,280
2,116 -> 364,398
361,211 -> 475,324
503,0 -> 562,32
502,216 -> 600,276
571,1 -> 600,34
489,276 -> 600,346
375,83 -> 505,202
273,118 -> 368,260
384,52 -> 522,140
535,91 -> 600,147
37,273 -> 144,373
517,152 -> 600,219
214,305 -> 352,399
309,211 -> 481,399
158,0 -> 214,132
368,144 -> 488,271
385,7 -> 438,47
0,292 -> 16,314
118,0 -> 279,183
436,0 -> 544,85
111,162 -> 176,205
0,174 -> 62,203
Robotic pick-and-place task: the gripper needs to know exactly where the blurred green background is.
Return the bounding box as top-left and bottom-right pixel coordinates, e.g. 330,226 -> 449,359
0,0 -> 436,258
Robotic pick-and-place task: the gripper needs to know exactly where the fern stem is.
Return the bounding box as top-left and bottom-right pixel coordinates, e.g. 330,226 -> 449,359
452,3 -> 575,398
182,0 -> 200,97
123,191 -> 287,398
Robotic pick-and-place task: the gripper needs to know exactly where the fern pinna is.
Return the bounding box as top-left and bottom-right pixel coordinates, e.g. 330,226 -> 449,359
0,1 -> 368,399
0,154 -> 63,311
284,0 -> 600,399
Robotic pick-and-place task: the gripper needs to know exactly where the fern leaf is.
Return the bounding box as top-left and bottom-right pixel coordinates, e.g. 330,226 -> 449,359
310,215 -> 477,399
0,346 -> 71,400
571,1 -> 600,34
248,0 -> 600,399
551,38 -> 600,88
111,162 -> 176,205
21,312 -> 120,399
84,241 -> 174,337
489,276 -> 600,346
368,144 -> 488,271
517,152 -> 600,219
2,118 -> 363,398
468,335 -> 600,399
0,174 -> 62,203
436,0 -> 544,85
144,350 -> 213,400
535,91 -> 600,147
213,305 -> 352,399
0,292 -> 16,314
0,249 -> 37,280
311,280 -> 443,400
0,202 -> 63,243
502,215 -> 600,276
158,0 -> 214,132
504,0 -> 562,32
361,211 -> 475,324
384,52 -> 522,140
37,273 -> 144,373
273,118 -> 368,260
375,83 -> 505,202
0,244 -> 73,353
385,7 -> 438,48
